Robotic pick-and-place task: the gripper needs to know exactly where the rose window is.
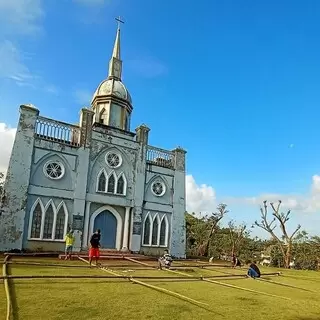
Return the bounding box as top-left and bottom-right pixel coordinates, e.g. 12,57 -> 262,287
44,162 -> 65,180
152,181 -> 165,197
106,152 -> 122,168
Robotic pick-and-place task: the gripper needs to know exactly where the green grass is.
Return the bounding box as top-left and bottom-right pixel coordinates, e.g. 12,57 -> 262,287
2,257 -> 320,320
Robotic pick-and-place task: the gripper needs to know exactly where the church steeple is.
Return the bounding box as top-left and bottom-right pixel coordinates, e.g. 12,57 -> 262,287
108,17 -> 124,80
91,16 -> 132,132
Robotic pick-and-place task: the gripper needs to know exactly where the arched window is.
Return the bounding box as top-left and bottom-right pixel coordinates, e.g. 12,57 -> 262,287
30,202 -> 42,239
151,216 -> 159,246
143,215 -> 151,246
116,174 -> 125,195
98,170 -> 107,192
43,204 -> 54,239
107,173 -> 116,193
159,216 -> 168,246
55,205 -> 66,240
29,199 -> 69,241
100,108 -> 108,124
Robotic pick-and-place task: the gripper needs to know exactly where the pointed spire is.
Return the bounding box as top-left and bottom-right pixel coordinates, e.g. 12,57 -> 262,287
108,17 -> 124,80
112,26 -> 121,59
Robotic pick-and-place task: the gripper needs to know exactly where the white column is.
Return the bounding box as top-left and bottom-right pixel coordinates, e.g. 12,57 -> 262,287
82,202 -> 91,249
122,206 -> 130,250
129,207 -> 134,251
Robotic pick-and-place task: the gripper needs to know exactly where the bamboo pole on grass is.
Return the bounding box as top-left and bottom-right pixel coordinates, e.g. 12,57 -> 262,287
3,255 -> 13,320
257,278 -> 316,293
126,257 -> 291,301
77,256 -> 210,309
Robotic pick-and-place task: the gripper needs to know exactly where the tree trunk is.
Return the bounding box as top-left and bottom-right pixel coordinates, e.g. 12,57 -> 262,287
203,224 -> 216,257
284,242 -> 292,269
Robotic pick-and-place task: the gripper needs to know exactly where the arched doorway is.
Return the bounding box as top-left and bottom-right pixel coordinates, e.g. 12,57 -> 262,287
93,210 -> 117,248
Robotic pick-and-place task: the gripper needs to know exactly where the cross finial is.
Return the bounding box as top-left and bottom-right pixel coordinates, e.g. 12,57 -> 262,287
115,16 -> 124,29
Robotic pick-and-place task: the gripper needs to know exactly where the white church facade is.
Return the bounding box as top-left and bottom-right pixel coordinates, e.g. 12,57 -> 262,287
0,23 -> 186,258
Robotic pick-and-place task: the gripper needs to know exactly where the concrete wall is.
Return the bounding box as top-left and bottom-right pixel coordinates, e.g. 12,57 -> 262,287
0,105 -> 39,251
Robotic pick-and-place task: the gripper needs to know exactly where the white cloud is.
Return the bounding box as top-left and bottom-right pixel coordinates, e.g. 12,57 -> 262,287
0,123 -> 16,174
72,0 -> 109,6
44,85 -> 59,95
0,0 -> 44,36
186,175 -> 216,215
73,89 -> 92,105
0,41 -> 36,86
226,175 -> 320,214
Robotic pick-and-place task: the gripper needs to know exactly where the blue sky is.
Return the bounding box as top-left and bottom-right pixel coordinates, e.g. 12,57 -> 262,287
1,0 -> 320,238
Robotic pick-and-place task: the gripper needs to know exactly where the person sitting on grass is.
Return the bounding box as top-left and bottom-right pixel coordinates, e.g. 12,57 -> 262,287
232,254 -> 242,268
247,260 -> 261,279
64,230 -> 75,260
158,249 -> 173,270
89,229 -> 101,267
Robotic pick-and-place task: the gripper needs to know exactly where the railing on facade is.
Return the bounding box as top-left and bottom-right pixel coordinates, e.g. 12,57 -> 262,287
35,116 -> 80,147
146,146 -> 175,169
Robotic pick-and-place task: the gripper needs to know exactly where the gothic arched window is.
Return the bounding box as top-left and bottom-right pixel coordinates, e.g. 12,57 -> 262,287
159,216 -> 168,246
100,109 -> 108,125
30,203 -> 42,239
55,206 -> 66,240
151,216 -> 159,246
43,204 -> 54,239
143,215 -> 151,246
107,173 -> 116,193
98,171 -> 107,192
117,174 -> 125,195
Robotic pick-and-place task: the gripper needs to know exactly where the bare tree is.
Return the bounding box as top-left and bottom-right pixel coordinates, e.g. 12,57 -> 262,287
253,200 -> 301,268
228,220 -> 247,257
201,203 -> 228,257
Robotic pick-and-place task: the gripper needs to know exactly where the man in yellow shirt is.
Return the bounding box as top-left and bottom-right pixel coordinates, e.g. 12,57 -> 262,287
64,230 -> 75,260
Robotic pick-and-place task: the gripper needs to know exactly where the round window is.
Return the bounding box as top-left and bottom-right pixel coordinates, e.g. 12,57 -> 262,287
151,181 -> 166,197
43,161 -> 65,180
105,152 -> 122,168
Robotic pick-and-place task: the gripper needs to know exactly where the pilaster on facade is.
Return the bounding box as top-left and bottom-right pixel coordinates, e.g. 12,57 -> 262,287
170,147 -> 187,258
0,104 -> 39,251
80,108 -> 94,148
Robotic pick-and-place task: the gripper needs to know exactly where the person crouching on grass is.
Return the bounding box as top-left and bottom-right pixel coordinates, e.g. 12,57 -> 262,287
89,229 -> 101,267
247,260 -> 261,279
158,249 -> 173,270
64,230 -> 75,260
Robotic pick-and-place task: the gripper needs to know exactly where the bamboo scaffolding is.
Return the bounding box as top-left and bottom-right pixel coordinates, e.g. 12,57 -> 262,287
126,257 -> 290,301
6,260 -> 157,270
0,273 -> 259,281
3,255 -> 13,320
77,256 -> 210,309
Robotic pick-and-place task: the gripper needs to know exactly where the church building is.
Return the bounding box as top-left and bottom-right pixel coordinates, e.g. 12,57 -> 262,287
0,22 -> 186,258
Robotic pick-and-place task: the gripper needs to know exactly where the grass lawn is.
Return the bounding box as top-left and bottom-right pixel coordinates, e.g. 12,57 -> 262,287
2,257 -> 320,320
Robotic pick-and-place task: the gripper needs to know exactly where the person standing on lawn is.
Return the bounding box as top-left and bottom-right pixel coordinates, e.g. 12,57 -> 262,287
247,260 -> 261,279
64,230 -> 75,260
89,229 -> 101,266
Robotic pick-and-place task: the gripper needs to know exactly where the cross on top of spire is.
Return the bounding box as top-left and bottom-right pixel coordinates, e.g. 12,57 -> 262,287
115,16 -> 124,29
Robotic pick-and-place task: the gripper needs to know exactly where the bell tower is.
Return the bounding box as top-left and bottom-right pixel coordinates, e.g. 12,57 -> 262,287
91,17 -> 133,131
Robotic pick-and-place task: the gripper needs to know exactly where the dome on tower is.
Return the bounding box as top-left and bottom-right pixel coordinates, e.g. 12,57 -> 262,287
91,78 -> 132,104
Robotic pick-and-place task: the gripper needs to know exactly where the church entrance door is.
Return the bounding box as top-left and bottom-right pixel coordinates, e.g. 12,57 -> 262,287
93,210 -> 117,248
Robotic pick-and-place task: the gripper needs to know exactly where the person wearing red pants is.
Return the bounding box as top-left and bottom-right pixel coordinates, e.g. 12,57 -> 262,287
89,229 -> 101,266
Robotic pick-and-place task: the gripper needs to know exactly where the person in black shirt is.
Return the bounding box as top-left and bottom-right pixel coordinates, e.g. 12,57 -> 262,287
89,229 -> 101,266
232,254 -> 242,268
247,260 -> 261,279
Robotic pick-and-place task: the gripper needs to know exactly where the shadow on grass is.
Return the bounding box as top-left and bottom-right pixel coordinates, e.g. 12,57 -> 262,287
8,278 -> 19,320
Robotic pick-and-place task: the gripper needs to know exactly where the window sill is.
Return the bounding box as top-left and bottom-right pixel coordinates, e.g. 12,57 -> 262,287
28,238 -> 65,243
142,244 -> 168,248
96,191 -> 126,197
